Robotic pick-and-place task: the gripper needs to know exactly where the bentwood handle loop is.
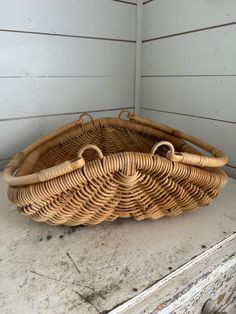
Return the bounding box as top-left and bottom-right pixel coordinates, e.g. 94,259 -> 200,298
78,144 -> 104,160
132,114 -> 228,168
151,141 -> 221,167
151,141 -> 175,156
78,112 -> 94,123
118,109 -> 133,120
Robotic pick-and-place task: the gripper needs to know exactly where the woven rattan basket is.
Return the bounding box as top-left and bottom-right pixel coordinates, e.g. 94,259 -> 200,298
4,110 -> 228,226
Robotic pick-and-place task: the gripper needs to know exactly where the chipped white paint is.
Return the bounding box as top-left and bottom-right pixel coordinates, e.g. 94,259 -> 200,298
111,235 -> 236,313
0,174 -> 236,313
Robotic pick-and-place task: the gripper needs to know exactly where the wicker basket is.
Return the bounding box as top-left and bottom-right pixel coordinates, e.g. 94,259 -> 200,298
4,110 -> 228,226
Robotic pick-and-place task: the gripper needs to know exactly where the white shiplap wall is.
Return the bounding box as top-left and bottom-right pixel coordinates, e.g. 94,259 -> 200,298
0,0 -> 137,168
141,0 -> 236,178
1,0 -> 235,178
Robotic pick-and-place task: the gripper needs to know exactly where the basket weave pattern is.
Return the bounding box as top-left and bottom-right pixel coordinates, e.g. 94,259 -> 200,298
4,112 -> 228,226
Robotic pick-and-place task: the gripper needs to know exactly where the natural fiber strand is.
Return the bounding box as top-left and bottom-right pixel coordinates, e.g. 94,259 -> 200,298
4,111 -> 228,226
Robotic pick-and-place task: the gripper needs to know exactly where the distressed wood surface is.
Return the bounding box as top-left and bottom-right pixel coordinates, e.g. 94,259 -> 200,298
111,235 -> 236,314
143,0 -> 236,40
0,173 -> 235,313
0,0 -> 136,41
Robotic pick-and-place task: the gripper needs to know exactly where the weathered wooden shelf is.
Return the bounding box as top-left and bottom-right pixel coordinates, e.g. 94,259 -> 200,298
0,172 -> 235,314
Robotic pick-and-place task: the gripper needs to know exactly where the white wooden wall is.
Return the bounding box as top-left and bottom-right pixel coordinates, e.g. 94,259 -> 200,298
141,0 -> 236,178
1,0 -> 235,179
0,0 -> 137,169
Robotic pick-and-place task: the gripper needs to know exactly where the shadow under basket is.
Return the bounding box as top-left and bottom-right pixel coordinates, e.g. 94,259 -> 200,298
4,110 -> 228,226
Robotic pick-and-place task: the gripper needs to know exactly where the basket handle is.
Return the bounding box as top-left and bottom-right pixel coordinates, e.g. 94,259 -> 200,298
118,109 -> 132,120
77,144 -> 104,160
4,144 -> 103,186
78,112 -> 94,123
130,114 -> 228,168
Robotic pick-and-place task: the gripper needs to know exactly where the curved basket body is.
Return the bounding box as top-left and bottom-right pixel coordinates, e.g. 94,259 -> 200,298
5,113 -> 227,226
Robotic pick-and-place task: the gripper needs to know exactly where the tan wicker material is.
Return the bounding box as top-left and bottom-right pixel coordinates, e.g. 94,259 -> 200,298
4,110 -> 228,226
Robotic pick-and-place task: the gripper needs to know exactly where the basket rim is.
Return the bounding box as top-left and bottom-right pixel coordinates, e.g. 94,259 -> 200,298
8,151 -> 227,207
4,113 -> 228,187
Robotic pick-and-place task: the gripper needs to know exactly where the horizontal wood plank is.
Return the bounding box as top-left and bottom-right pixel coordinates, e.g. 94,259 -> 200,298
140,108 -> 236,168
143,0 -> 236,40
0,77 -> 134,119
142,25 -> 236,75
0,0 -> 136,41
0,32 -> 135,77
0,159 -> 10,170
141,76 -> 236,123
224,165 -> 236,178
0,109 -> 134,159
113,0 -> 137,3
